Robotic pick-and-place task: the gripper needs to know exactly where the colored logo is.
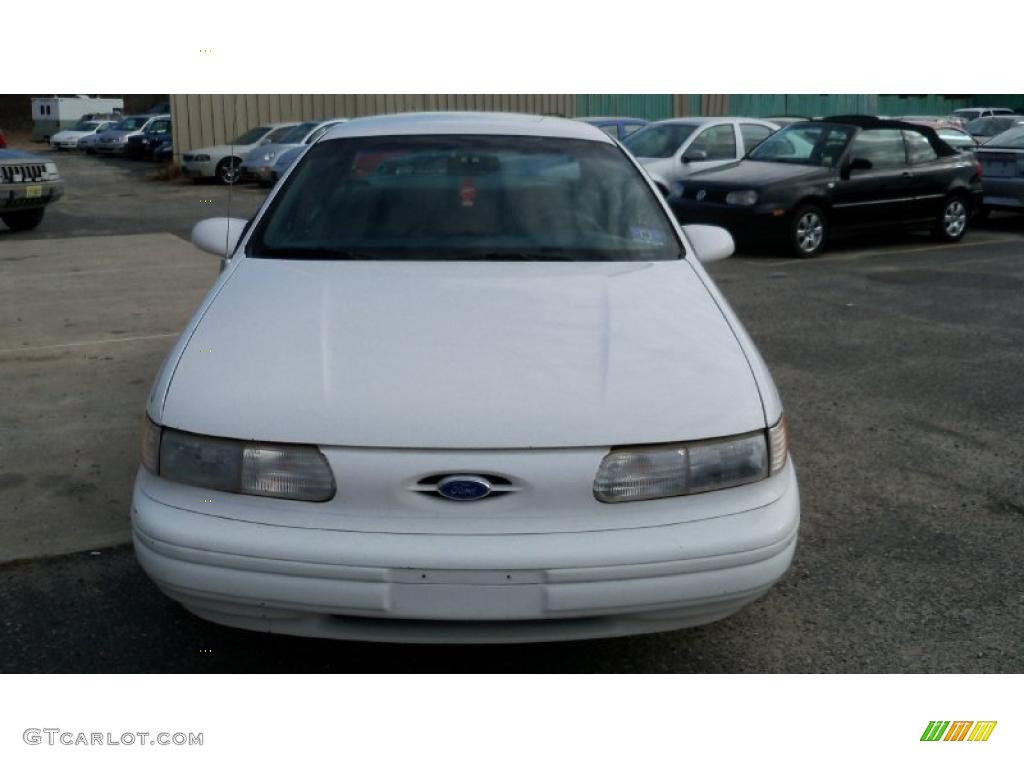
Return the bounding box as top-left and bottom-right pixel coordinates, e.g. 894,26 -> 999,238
436,475 -> 492,501
921,721 -> 997,742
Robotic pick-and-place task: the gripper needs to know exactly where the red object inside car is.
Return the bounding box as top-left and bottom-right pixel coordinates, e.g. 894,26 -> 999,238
0,130 -> 7,149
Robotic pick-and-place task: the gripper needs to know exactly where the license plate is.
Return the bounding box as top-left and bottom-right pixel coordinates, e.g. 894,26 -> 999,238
25,185 -> 42,199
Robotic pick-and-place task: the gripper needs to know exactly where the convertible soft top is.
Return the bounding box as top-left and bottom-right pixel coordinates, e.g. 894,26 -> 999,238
816,115 -> 958,157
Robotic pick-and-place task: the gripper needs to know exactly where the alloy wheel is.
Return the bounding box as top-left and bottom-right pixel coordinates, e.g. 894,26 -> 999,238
944,199 -> 967,238
796,211 -> 824,254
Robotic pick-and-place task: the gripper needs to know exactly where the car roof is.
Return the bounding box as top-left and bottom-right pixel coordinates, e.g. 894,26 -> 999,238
320,112 -> 615,143
575,116 -> 648,123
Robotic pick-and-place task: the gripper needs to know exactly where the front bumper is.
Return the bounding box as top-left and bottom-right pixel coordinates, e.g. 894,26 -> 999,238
1,180 -> 64,211
180,159 -> 217,179
671,199 -> 790,245
240,162 -> 274,182
95,142 -> 127,155
132,462 -> 800,643
982,178 -> 1024,211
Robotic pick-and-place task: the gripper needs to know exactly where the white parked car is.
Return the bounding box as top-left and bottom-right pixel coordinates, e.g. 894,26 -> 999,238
49,119 -> 117,150
134,112 -> 799,644
624,117 -> 780,195
180,123 -> 297,184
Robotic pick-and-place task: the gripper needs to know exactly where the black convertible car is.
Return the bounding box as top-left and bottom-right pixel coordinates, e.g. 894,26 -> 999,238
669,116 -> 983,257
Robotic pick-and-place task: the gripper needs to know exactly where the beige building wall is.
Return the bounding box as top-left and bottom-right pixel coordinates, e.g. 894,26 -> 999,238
169,94 -> 577,157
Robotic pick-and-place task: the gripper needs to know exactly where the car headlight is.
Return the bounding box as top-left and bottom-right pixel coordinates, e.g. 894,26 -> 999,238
593,418 -> 788,503
42,162 -> 60,180
140,418 -> 336,502
725,190 -> 758,206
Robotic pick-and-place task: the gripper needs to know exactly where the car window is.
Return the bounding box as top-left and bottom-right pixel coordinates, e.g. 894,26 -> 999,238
903,130 -> 938,164
264,125 -> 295,144
740,123 -> 773,152
280,121 -> 320,143
689,124 -> 737,160
623,123 -> 698,158
232,126 -> 272,145
622,123 -> 645,137
248,135 -> 681,262
985,126 -> 1024,148
849,129 -> 906,169
599,125 -> 619,138
148,120 -> 170,134
748,123 -> 855,166
937,128 -> 974,148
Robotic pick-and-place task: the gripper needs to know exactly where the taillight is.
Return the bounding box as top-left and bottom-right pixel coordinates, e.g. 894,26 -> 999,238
975,158 -> 983,179
0,130 -> 7,149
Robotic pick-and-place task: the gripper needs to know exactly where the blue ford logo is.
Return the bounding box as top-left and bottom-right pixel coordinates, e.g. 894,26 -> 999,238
436,475 -> 492,501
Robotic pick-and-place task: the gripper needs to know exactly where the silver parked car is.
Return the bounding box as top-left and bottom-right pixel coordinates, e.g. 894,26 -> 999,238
95,114 -> 170,156
975,125 -> 1024,219
0,148 -> 64,231
240,119 -> 348,185
623,117 -> 779,195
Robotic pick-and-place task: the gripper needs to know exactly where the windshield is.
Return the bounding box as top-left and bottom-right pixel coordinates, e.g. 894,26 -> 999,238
748,123 -> 856,166
263,125 -> 295,144
114,117 -> 147,131
247,135 -> 680,262
71,120 -> 99,131
279,121 -> 320,143
232,126 -> 272,145
985,126 -> 1024,148
623,123 -> 698,158
938,129 -> 974,147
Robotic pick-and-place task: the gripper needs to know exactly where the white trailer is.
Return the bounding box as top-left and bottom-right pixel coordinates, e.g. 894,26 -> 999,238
31,95 -> 124,141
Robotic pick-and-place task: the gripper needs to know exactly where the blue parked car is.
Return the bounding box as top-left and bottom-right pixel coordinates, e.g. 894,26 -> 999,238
574,116 -> 650,141
0,148 -> 64,231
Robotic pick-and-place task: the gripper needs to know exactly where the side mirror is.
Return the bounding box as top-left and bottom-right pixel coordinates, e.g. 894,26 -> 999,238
682,224 -> 734,263
682,149 -> 708,163
842,157 -> 872,178
191,217 -> 248,258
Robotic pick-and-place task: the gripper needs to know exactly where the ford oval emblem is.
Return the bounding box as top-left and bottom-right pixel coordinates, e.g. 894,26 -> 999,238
436,475 -> 493,501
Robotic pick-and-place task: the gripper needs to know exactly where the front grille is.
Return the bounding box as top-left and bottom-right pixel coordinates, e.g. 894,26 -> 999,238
412,473 -> 519,501
0,163 -> 46,183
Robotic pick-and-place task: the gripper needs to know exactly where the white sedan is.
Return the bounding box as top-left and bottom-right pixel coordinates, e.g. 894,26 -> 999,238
49,119 -> 116,150
624,117 -> 780,195
133,112 -> 799,643
179,122 -> 297,184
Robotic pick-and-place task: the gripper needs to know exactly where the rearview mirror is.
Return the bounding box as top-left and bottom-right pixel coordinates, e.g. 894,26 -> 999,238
191,217 -> 248,258
682,224 -> 734,263
682,149 -> 708,163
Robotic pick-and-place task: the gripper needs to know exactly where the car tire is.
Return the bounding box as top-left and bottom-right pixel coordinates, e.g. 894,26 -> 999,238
2,208 -> 45,232
934,194 -> 969,242
789,204 -> 827,258
216,157 -> 242,185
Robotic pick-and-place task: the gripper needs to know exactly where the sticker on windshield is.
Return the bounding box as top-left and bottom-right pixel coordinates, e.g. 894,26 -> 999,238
629,227 -> 666,245
459,176 -> 477,207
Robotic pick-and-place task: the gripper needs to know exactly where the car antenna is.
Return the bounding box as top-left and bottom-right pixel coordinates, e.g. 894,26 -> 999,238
225,95 -> 237,256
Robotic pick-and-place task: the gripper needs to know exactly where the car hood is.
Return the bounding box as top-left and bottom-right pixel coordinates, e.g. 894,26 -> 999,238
0,149 -> 46,161
688,160 -> 830,187
195,143 -> 261,158
160,258 -> 766,449
243,142 -> 299,164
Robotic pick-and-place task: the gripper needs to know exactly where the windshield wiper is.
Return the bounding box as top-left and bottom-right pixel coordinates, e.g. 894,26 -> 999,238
445,251 -> 577,262
252,247 -> 374,260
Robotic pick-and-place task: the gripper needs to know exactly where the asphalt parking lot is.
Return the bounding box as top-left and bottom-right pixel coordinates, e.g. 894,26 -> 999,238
1,149 -> 1022,672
